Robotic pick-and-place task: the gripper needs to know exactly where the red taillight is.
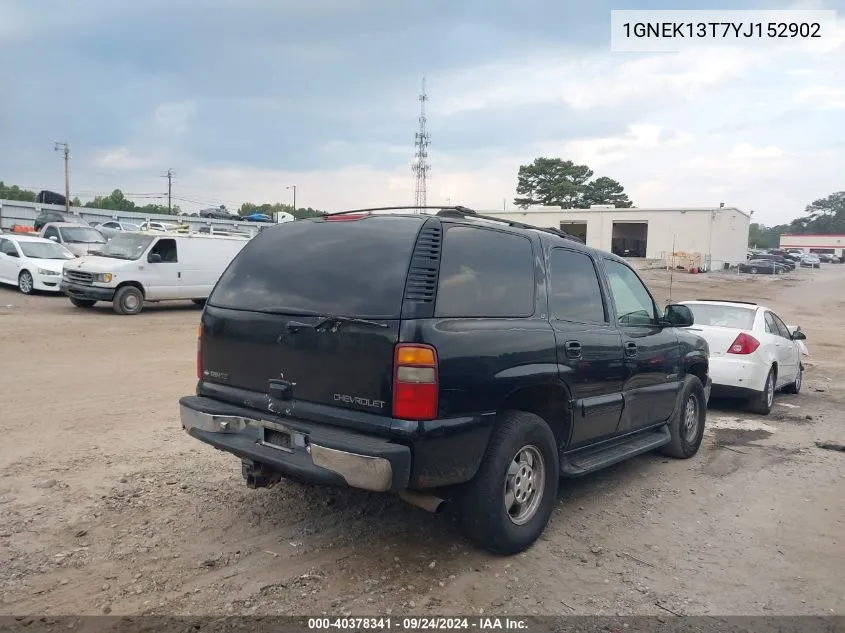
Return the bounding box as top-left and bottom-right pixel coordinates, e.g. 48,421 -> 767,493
728,332 -> 760,355
392,344 -> 438,420
196,325 -> 203,379
326,213 -> 368,221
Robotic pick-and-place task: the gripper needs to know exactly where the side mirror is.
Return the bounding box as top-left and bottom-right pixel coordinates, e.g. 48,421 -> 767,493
791,330 -> 806,341
662,304 -> 694,328
48,236 -> 58,242
148,253 -> 163,264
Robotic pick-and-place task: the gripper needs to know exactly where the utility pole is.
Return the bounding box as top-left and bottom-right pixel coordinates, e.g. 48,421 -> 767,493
286,185 -> 296,212
54,142 -> 70,213
162,168 -> 174,213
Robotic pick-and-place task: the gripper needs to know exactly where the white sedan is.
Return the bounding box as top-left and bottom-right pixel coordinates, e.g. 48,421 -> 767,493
0,234 -> 77,294
679,300 -> 806,415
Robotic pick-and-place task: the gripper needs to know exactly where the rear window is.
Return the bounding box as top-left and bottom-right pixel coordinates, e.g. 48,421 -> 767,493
435,226 -> 535,318
208,216 -> 424,318
686,303 -> 756,329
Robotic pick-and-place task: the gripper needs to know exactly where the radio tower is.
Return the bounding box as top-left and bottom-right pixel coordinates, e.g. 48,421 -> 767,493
412,77 -> 430,212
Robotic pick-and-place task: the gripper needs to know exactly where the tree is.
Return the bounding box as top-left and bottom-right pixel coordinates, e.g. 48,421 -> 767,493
748,223 -> 787,249
0,182 -> 37,202
83,189 -> 180,215
514,158 -> 594,208
790,191 -> 845,234
71,196 -> 82,207
581,176 -> 633,208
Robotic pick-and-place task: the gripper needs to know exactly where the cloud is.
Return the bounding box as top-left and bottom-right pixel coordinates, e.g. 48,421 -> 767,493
153,102 -> 197,136
92,148 -> 156,170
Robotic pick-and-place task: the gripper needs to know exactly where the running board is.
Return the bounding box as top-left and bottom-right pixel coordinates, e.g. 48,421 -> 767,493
560,425 -> 671,477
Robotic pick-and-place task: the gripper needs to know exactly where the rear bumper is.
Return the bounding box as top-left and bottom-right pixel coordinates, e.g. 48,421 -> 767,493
60,281 -> 115,301
180,395 -> 412,493
708,355 -> 768,394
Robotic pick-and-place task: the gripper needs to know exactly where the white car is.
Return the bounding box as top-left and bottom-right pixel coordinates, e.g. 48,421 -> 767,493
680,300 -> 806,415
0,234 -> 77,294
94,220 -> 141,239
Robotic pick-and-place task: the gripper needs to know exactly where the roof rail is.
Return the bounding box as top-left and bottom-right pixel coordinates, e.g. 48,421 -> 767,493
436,207 -> 584,243
695,299 -> 758,305
321,205 -> 584,243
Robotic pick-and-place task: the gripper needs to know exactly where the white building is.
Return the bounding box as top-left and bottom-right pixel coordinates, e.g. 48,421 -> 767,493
482,205 -> 751,270
778,234 -> 845,259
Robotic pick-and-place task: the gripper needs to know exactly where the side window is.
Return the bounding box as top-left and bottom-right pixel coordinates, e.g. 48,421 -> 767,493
0,239 -> 18,256
764,312 -> 778,335
435,226 -> 535,318
549,248 -> 606,323
150,238 -> 178,263
44,227 -> 59,241
103,222 -> 119,229
603,259 -> 657,326
771,313 -> 791,339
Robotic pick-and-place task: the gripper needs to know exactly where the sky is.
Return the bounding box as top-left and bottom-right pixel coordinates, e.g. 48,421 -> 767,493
0,0 -> 843,225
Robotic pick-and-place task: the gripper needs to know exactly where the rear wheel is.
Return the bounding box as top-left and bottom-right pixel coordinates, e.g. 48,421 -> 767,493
783,365 -> 802,395
748,367 -> 775,415
456,410 -> 559,555
750,267 -> 758,274
18,270 -> 34,294
69,297 -> 96,308
113,285 -> 144,315
659,375 -> 706,459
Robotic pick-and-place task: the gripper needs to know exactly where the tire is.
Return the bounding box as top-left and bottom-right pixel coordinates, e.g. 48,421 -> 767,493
113,285 -> 144,315
750,267 -> 758,274
456,410 -> 559,555
748,367 -> 776,415
782,364 -> 802,395
659,375 -> 706,459
69,297 -> 96,308
18,270 -> 34,295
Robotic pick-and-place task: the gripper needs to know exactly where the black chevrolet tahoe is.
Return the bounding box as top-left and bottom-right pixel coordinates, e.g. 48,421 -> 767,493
180,206 -> 711,554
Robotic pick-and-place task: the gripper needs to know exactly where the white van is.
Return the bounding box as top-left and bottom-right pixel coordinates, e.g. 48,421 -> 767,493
60,231 -> 249,314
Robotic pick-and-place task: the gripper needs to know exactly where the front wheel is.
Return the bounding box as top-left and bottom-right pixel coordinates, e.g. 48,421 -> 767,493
456,410 -> 559,555
18,270 -> 34,294
70,297 -> 96,308
113,286 -> 144,315
660,375 -> 706,459
748,367 -> 775,415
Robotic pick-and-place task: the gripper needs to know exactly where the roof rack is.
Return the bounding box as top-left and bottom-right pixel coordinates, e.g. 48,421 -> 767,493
322,205 -> 584,243
695,299 -> 758,305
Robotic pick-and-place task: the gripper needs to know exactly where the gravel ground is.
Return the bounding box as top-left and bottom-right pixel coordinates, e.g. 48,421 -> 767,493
0,265 -> 843,617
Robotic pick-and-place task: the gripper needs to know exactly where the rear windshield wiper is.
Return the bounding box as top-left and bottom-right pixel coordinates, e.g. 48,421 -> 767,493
287,314 -> 389,332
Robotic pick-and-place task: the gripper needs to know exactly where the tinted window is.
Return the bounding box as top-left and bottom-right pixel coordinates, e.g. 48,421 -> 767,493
603,259 -> 657,325
0,239 -> 17,256
549,248 -> 606,323
43,227 -> 59,240
685,304 -> 755,329
770,312 -> 791,339
435,226 -> 535,318
209,216 -> 424,318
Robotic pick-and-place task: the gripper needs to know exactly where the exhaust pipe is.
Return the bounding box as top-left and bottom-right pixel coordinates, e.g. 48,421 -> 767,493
398,489 -> 448,514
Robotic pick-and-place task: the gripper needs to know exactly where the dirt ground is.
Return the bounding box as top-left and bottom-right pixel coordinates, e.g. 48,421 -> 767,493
1,265 -> 843,618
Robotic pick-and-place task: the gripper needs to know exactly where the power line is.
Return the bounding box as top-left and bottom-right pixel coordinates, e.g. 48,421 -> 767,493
412,77 -> 430,212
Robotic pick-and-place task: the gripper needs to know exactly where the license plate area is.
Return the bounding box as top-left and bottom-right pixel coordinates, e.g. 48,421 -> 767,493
259,421 -> 294,452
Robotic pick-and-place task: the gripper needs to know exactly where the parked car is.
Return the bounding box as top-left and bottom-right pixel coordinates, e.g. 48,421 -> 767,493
199,207 -> 237,220
138,221 -> 181,232
0,234 -> 76,294
60,232 -> 250,314
94,220 -> 141,240
680,300 -> 805,415
752,253 -> 795,271
39,222 -> 106,256
33,210 -> 89,232
817,253 -> 838,264
179,206 -> 712,554
739,259 -> 790,275
799,254 -> 821,268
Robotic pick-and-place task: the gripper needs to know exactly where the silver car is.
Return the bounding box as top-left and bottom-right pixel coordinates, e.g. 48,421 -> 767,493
94,220 -> 141,240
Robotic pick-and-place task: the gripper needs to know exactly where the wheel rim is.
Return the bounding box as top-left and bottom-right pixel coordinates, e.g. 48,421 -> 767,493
503,445 -> 545,526
124,293 -> 140,311
751,268 -> 757,274
682,394 -> 699,443
19,272 -> 33,293
766,373 -> 774,407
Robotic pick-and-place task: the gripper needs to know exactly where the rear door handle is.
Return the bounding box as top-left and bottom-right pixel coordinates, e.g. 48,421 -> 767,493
564,340 -> 582,359
625,341 -> 638,356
